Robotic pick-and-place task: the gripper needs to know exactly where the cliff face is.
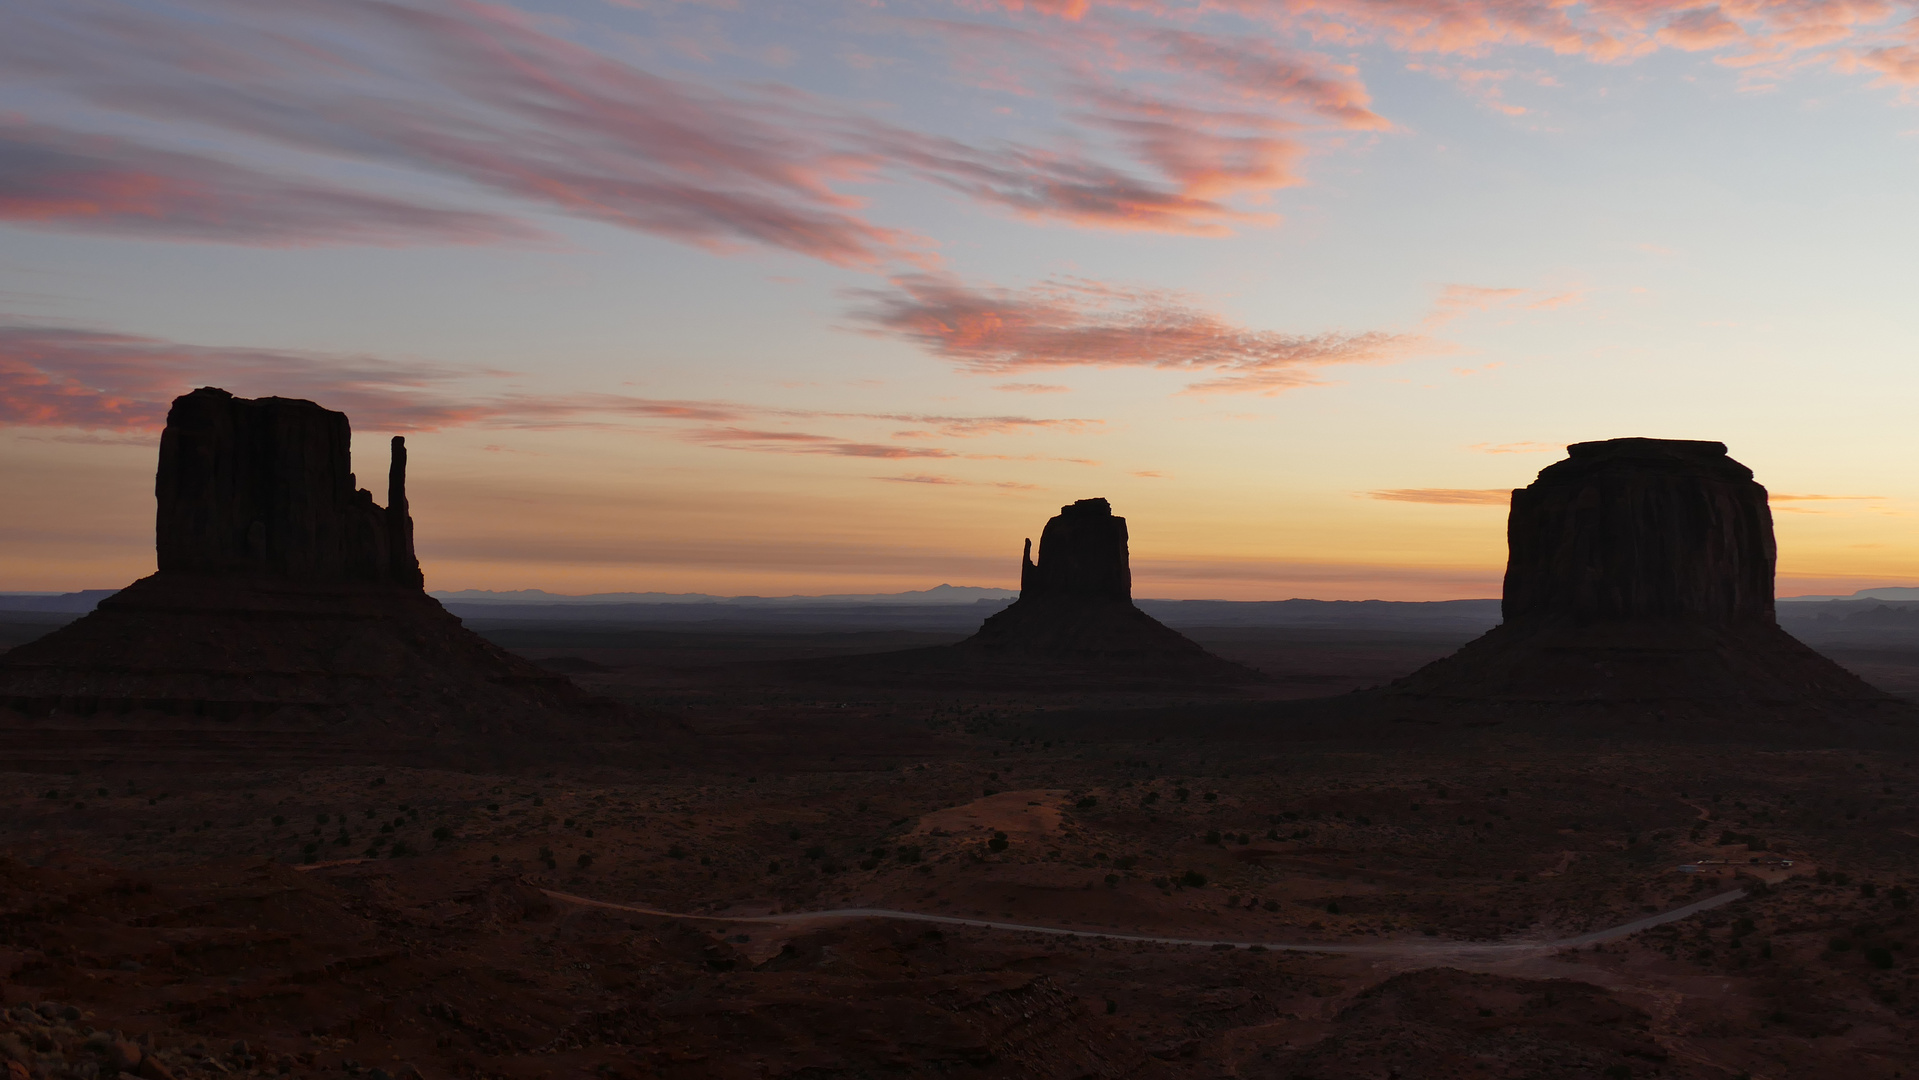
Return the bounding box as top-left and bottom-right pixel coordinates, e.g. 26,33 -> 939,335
1502,438 -> 1773,626
155,387 -> 421,587
1394,437 -> 1885,706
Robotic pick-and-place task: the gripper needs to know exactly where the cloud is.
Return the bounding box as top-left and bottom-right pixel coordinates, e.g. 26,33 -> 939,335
875,473 -> 1041,489
1365,488 -> 1512,504
1770,492 -> 1886,501
0,321 -> 1103,473
0,0 -> 1400,259
682,427 -> 959,459
1,0 -> 920,265
0,119 -> 540,247
851,273 -> 1417,393
1425,284 -> 1527,327
1002,0 -> 1919,96
993,382 -> 1072,394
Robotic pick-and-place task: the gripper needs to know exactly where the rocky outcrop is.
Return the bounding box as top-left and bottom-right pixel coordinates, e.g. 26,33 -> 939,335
1501,438 -> 1773,625
0,388 -> 606,766
1393,438 -> 1888,705
959,498 -> 1253,681
155,388 -> 421,586
1018,498 -> 1131,601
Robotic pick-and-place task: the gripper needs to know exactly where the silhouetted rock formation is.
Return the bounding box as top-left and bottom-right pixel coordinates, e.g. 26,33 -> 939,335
1392,438 -> 1891,705
155,388 -> 422,585
959,499 -> 1253,681
0,388 -> 606,767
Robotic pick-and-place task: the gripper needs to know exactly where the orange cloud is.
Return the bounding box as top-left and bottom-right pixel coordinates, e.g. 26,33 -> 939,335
852,274 -> 1417,392
875,474 -> 1041,489
993,382 -> 1072,393
1366,488 -> 1512,504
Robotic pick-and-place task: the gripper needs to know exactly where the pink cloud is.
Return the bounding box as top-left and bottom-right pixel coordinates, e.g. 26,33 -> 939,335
1425,284 -> 1528,326
0,120 -> 539,247
2,0 -> 919,265
996,0 -> 1917,91
993,382 -> 1073,393
851,274 -> 1416,393
875,473 -> 1041,488
0,323 -> 1104,468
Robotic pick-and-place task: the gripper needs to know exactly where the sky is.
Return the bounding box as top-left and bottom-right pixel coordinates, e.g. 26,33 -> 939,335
3,0 -> 1918,600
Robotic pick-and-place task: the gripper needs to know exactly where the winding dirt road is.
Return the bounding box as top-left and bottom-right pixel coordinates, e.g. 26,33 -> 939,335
542,887 -> 1747,958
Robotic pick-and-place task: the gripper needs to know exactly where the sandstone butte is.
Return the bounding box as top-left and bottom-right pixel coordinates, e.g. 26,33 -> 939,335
0,387 -> 611,768
957,497 -> 1255,682
1391,437 -> 1893,708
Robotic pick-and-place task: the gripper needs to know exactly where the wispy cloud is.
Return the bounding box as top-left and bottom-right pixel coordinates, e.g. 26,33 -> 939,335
0,120 -> 540,247
1365,488 -> 1512,504
0,0 -> 1402,259
875,473 -> 1041,489
993,382 -> 1072,394
1770,492 -> 1887,501
0,321 -> 1103,474
851,273 -> 1417,393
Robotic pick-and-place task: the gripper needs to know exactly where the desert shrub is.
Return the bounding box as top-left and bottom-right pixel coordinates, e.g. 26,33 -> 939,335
576,853 -> 594,869
667,844 -> 688,859
1174,787 -> 1189,803
897,845 -> 922,863
1203,792 -> 1218,802
1866,947 -> 1894,970
1326,901 -> 1341,914
1115,855 -> 1137,869
988,831 -> 1009,852
432,826 -> 452,842
767,860 -> 781,873
1891,886 -> 1911,909
531,796 -> 543,807
370,776 -> 385,787
272,815 -> 285,827
1142,791 -> 1159,805
487,803 -> 500,812
1263,900 -> 1279,912
1236,833 -> 1251,845
1076,796 -> 1098,809
1829,937 -> 1852,952
1180,870 -> 1207,888
859,858 -> 878,871
804,845 -> 826,860
1860,883 -> 1878,898
389,841 -> 412,857
1267,829 -> 1279,841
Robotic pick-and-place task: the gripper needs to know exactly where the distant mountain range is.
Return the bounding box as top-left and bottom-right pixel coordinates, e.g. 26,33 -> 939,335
427,583 -> 1018,606
1777,587 -> 1919,603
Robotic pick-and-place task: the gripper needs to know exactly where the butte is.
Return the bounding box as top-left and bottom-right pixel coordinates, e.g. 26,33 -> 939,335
952,498 -> 1254,683
1389,437 -> 1897,712
0,388 -> 609,768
